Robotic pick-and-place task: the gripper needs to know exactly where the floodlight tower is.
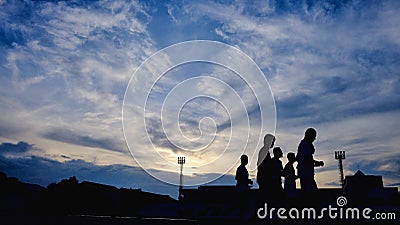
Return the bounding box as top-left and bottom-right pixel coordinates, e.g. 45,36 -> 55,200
335,151 -> 346,188
178,156 -> 185,200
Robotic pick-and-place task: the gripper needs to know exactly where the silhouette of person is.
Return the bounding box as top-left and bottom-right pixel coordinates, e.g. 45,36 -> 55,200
269,147 -> 284,203
236,154 -> 253,191
283,152 -> 298,200
296,128 -> 324,195
235,154 -> 253,217
256,134 -> 275,193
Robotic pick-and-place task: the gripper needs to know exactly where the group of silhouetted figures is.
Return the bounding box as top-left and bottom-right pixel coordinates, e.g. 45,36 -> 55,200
235,128 -> 324,209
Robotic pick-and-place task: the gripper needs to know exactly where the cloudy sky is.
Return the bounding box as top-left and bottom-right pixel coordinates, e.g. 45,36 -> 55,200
0,0 -> 399,198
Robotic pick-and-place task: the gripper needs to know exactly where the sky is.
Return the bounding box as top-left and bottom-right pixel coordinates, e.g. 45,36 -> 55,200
0,0 -> 399,198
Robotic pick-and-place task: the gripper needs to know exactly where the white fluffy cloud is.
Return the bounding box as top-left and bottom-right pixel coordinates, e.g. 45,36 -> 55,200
0,0 -> 156,165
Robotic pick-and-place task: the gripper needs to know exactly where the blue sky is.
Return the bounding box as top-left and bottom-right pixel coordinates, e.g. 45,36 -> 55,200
0,0 -> 399,198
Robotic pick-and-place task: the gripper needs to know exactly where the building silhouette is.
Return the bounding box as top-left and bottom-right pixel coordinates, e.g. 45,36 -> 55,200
344,170 -> 398,205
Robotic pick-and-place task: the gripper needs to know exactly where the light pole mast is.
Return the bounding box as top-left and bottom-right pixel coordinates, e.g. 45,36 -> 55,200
178,156 -> 185,200
335,151 -> 346,189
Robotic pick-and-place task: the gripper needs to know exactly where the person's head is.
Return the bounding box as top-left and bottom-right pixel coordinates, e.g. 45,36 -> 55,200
240,154 -> 248,165
273,147 -> 283,158
287,152 -> 296,163
264,133 -> 275,148
304,127 -> 317,143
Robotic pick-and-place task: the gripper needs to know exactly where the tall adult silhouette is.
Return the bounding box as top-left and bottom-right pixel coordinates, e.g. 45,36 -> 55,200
296,128 -> 324,195
256,134 -> 275,201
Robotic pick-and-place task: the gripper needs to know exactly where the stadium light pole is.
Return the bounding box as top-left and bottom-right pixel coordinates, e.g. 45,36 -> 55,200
335,151 -> 346,190
178,156 -> 185,201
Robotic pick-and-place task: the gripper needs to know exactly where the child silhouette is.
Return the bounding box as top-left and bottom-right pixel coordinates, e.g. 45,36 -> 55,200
283,152 -> 298,200
235,154 -> 253,191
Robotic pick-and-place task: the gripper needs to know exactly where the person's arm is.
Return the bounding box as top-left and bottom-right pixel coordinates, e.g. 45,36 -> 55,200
310,143 -> 323,167
282,165 -> 289,178
245,169 -> 253,184
279,161 -> 284,177
313,159 -> 324,167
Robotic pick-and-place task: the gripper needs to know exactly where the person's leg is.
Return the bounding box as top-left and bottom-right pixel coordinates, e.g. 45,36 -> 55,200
237,190 -> 253,220
300,177 -> 319,205
300,177 -> 312,203
310,178 -> 318,191
302,177 -> 317,192
259,184 -> 265,205
259,183 -> 270,204
237,190 -> 245,215
284,179 -> 297,205
269,180 -> 284,206
299,177 -> 307,191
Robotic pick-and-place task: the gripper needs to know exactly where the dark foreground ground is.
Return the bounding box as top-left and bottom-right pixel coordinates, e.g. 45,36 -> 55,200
1,214 -> 198,225
2,213 -> 398,225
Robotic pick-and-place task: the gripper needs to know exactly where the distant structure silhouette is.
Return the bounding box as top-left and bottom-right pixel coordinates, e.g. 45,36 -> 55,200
256,134 -> 275,201
296,128 -> 324,194
344,170 -> 398,205
283,152 -> 298,200
335,150 -> 346,189
178,156 -> 185,201
0,171 -> 177,223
